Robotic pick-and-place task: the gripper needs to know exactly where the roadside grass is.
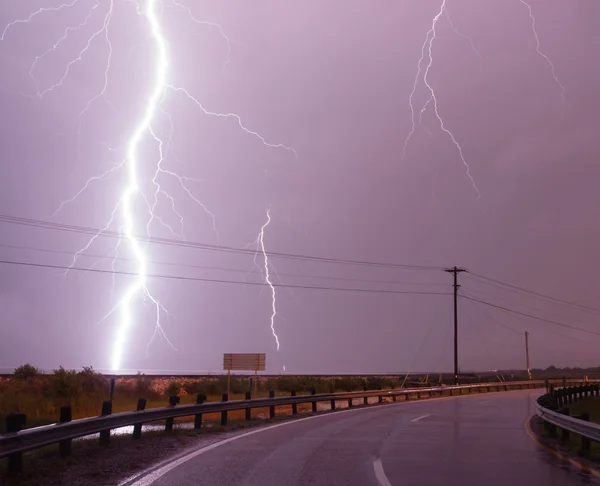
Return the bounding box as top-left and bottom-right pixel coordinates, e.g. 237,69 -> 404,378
535,397 -> 600,462
565,397 -> 600,424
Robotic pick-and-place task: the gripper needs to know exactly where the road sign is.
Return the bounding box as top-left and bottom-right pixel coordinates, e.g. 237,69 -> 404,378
223,353 -> 266,396
222,353 -> 266,372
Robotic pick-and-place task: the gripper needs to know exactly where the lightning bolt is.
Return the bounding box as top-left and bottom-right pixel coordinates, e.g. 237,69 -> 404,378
2,0 -> 294,371
403,0 -> 565,199
250,210 -> 280,350
518,0 -> 566,107
402,0 -> 481,199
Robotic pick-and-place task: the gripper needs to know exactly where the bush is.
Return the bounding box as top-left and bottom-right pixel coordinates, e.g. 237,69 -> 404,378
52,367 -> 81,400
13,364 -> 39,380
135,372 -> 153,396
166,381 -> 183,397
79,366 -> 107,394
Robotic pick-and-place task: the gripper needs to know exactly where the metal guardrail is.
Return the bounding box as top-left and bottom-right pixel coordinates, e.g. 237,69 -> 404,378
0,379 -> 559,463
535,400 -> 600,442
535,383 -> 600,448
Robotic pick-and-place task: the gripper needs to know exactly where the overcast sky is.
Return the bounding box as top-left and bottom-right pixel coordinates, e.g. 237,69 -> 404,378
1,0 -> 599,374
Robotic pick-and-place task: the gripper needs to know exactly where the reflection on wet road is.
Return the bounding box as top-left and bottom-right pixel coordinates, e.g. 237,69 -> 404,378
130,390 -> 599,486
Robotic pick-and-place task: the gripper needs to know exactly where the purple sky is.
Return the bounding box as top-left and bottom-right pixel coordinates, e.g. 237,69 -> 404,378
1,0 -> 599,374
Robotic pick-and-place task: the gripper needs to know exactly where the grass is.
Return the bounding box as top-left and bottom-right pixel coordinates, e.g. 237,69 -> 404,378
564,397 -> 600,424
535,397 -> 600,462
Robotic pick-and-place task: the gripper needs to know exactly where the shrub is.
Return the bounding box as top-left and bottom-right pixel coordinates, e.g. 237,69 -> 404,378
79,366 -> 107,394
166,381 -> 183,397
52,367 -> 81,400
13,364 -> 39,380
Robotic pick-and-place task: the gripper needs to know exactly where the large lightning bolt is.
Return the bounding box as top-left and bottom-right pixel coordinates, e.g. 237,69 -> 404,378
2,0 -> 294,371
402,0 -> 481,198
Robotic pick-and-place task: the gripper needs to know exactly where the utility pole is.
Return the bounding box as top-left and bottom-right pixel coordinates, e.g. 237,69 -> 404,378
525,331 -> 531,380
445,266 -> 466,385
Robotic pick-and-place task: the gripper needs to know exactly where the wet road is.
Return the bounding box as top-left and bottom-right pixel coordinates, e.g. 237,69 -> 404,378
130,390 -> 599,486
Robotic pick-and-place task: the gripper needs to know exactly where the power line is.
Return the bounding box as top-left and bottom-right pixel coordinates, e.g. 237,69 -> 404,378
459,289 -> 522,335
0,258 -> 452,297
0,242 -> 449,288
461,289 -> 600,347
459,294 -> 600,338
0,214 -> 445,271
467,272 -> 600,315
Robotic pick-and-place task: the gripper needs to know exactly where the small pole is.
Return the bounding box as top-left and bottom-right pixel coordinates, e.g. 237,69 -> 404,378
59,406 -> 72,457
6,413 -> 26,476
165,395 -> 180,432
580,412 -> 591,455
291,390 -> 297,416
194,393 -> 206,429
269,390 -> 276,418
525,331 -> 531,380
221,393 -> 229,426
133,398 -> 147,439
227,360 -> 232,399
100,401 -> 112,446
109,376 -> 116,401
311,388 -> 317,413
245,391 -> 252,421
364,386 -> 368,406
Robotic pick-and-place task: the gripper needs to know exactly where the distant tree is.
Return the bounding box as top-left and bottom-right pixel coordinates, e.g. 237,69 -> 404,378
13,363 -> 39,380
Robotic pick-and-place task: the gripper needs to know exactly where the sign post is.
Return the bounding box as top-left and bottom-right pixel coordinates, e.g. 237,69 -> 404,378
223,353 -> 266,397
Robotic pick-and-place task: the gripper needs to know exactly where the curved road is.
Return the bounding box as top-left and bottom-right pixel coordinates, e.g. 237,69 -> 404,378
130,390 -> 599,486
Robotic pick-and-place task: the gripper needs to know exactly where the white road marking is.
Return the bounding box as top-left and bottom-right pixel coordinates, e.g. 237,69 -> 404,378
411,414 -> 430,422
478,400 -> 492,405
123,390 -> 533,486
373,458 -> 393,486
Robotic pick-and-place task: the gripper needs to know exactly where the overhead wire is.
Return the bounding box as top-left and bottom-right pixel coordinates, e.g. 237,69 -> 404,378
0,214 -> 446,271
459,294 -> 600,338
466,271 -> 600,315
0,258 -> 452,297
0,242 -> 449,289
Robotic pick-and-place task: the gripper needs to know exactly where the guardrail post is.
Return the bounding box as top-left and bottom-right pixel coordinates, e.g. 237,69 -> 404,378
596,384 -> 600,397
165,395 -> 180,432
133,398 -> 147,439
348,396 -> 353,408
6,412 -> 26,476
221,393 -> 229,426
194,393 -> 206,429
579,412 -> 591,456
578,386 -> 583,401
568,387 -> 573,405
378,391 -> 383,404
59,406 -> 72,457
331,396 -> 336,411
269,390 -> 276,418
311,388 -> 317,413
291,390 -> 298,415
363,386 -> 368,406
245,392 -> 252,421
561,408 -> 570,442
100,400 -> 112,446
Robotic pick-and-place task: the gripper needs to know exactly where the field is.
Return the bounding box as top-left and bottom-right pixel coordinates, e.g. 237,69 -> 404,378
0,366 -> 412,433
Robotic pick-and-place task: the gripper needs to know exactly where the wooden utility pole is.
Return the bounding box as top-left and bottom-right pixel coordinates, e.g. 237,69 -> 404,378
525,331 -> 531,380
445,267 -> 466,385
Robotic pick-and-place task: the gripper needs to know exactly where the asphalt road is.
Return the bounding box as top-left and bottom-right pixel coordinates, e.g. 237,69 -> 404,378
130,390 -> 599,486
